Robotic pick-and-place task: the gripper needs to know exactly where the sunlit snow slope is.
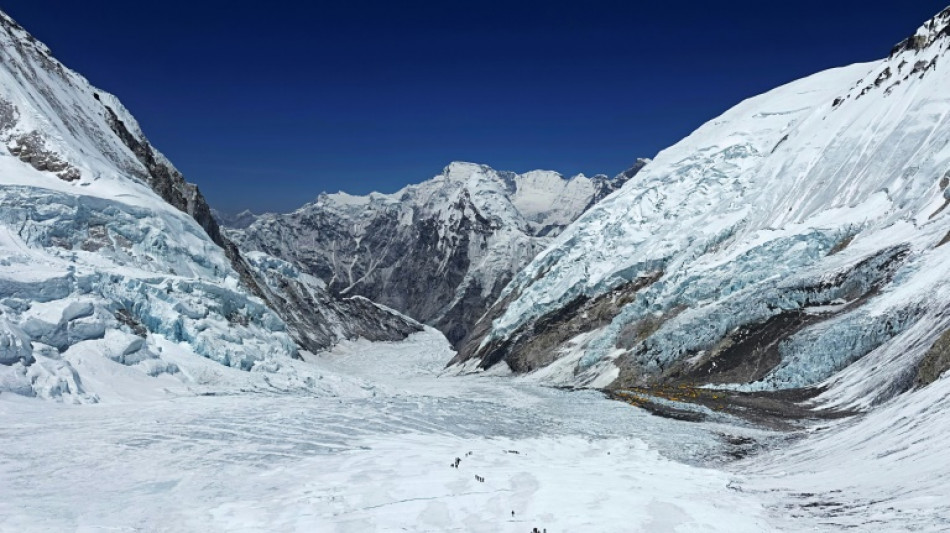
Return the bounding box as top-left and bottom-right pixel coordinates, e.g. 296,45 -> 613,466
0,10 -> 416,402
456,7 -> 950,408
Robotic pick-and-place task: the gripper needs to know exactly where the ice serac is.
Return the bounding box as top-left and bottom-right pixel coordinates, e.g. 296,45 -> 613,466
453,6 -> 950,406
229,160 -> 646,346
0,10 -> 414,402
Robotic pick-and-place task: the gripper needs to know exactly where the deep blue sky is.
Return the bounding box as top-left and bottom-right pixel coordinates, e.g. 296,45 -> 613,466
3,1 -> 948,212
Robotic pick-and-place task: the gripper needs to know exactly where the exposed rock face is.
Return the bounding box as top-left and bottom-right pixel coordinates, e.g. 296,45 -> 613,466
449,6 -> 950,409
229,161 -> 647,346
0,6 -> 419,404
244,252 -> 422,353
452,272 -> 663,373
7,131 -> 81,181
915,328 -> 950,388
890,6 -> 950,56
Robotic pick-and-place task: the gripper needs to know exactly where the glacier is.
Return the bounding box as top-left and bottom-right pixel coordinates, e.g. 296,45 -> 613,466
0,152 -> 300,401
4,326 -> 950,531
1,5 -> 950,532
0,9 -> 417,402
455,7 -> 950,406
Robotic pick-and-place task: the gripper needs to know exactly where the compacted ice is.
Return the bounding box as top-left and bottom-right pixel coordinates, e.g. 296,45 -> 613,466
3,329 -> 949,531
0,330 -> 773,532
457,7 -> 950,404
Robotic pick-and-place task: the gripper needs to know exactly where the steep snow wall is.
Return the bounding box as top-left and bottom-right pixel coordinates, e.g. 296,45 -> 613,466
454,6 -> 950,408
0,10 -> 416,401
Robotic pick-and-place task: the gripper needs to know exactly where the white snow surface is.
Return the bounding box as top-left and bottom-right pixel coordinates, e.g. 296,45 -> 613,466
314,162 -> 619,237
742,372 -> 950,530
472,9 -> 950,402
2,328 -> 949,531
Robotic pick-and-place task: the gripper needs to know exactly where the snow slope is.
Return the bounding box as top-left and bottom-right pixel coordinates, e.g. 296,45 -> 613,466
230,160 -> 646,345
741,371 -> 950,530
455,6 -> 950,408
0,329 -> 778,532
0,10 -> 415,402
5,326 -> 948,531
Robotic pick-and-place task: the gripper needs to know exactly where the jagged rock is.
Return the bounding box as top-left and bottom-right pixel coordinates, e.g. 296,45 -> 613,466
230,160 -> 647,346
915,329 -> 950,387
242,251 -> 422,353
5,131 -> 81,181
212,208 -> 261,229
0,8 -> 415,401
890,7 -> 950,56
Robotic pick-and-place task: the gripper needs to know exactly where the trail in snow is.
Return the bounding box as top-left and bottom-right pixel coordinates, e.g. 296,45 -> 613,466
0,330 -> 776,532
2,328 -> 948,531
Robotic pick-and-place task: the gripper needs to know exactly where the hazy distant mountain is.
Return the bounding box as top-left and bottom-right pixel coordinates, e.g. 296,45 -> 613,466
211,208 -> 262,229
229,160 -> 647,345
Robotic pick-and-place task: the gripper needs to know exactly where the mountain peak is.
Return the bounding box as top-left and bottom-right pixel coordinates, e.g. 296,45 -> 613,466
213,208 -> 261,229
0,10 -> 51,56
442,161 -> 493,180
890,5 -> 950,56
231,156 -> 645,346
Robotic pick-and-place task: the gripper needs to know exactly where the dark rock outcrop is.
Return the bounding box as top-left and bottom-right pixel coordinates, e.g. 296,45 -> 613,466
229,161 -> 647,347
0,10 -> 419,355
915,328 -> 950,387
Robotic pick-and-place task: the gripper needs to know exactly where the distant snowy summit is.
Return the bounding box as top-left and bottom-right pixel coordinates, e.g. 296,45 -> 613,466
211,208 -> 261,229
449,4 -> 950,408
229,159 -> 648,345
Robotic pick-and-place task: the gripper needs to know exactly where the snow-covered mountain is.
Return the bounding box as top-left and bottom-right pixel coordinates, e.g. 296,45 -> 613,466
212,208 -> 261,229
5,7 -> 950,531
229,160 -> 646,345
0,10 -> 418,401
453,6 -> 950,409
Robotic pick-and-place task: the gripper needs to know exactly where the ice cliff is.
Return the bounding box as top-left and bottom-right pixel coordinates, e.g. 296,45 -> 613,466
453,6 -> 950,409
0,10 -> 416,402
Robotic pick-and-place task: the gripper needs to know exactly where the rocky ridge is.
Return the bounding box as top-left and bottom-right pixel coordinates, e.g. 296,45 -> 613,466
0,9 -> 417,401
229,160 -> 647,346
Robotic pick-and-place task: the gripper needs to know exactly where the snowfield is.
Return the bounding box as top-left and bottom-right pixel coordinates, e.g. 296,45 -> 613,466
2,329 -> 949,532
0,330 -> 769,532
